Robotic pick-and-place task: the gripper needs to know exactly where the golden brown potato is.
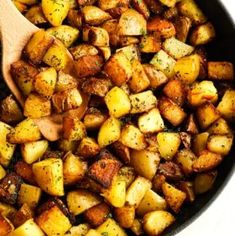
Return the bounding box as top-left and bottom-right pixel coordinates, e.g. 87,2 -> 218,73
70,44 -> 98,60
193,150 -> 223,172
208,61 -> 234,81
192,132 -> 210,156
88,27 -> 110,47
139,34 -> 161,53
25,6 -> 47,25
67,9 -> 83,28
130,219 -> 144,236
24,30 -> 54,64
64,224 -> 90,236
116,44 -> 140,62
102,19 -> 119,46
98,46 -> 111,60
132,0 -> 150,19
114,205 -> 135,228
175,16 -> 192,42
55,71 -> 77,92
0,214 -> 14,236
207,118 -> 231,135
117,166 -> 135,187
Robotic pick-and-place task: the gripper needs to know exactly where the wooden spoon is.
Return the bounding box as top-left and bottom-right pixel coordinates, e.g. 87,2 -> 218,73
0,0 -> 88,141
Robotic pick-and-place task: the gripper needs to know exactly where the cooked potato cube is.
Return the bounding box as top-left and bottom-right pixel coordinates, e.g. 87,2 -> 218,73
177,0 -> 207,25
70,44 -> 98,60
104,51 -> 132,86
147,17 -> 176,38
102,177 -> 126,208
17,184 -> 41,209
97,218 -> 127,236
63,152 -> 87,185
157,132 -> 181,160
192,132 -> 210,156
64,224 -> 90,236
119,9 -> 147,36
67,189 -> 101,215
43,40 -> 73,71
83,108 -> 106,130
111,142 -> 130,164
207,118 -> 231,135
196,103 -> 220,129
116,44 -> 140,62
0,95 -> 23,124
174,54 -> 200,84
153,175 -> 167,192
55,71 -> 77,92
7,118 -> 41,144
143,210 -> 175,235
207,134 -> 233,156
217,89 -> 235,121
175,16 -> 192,42
193,150 -> 223,172
42,0 -> 70,26
114,205 -> 135,228
208,61 -> 234,81
194,171 -> 217,194
130,219 -> 144,236
0,202 -> 16,218
175,149 -> 196,175
126,176 -> 151,208
138,108 -> 164,133
120,125 -> 146,150
187,80 -> 218,107
47,25 -> 79,47
0,122 -> 16,167
24,30 -> 54,64
82,6 -> 111,25
143,64 -> 168,89
136,189 -> 167,216
88,27 -> 110,47
150,50 -> 176,77
21,140 -> 48,165
102,19 -> 119,46
158,96 -> 187,126
130,150 -> 160,180
190,22 -> 216,46
0,214 -> 14,236
25,6 -> 47,25
163,37 -> 194,59
162,182 -> 186,213
36,205 -> 71,236
98,117 -> 121,148
105,87 -> 131,118
117,166 -> 135,188
9,219 -> 44,236
130,90 -> 157,114
24,93 -> 51,119
32,158 -> 64,196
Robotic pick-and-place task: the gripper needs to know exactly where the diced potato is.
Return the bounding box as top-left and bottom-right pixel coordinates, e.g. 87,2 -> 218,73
32,158 -> 64,196
58,139 -> 78,153
47,25 -> 79,47
11,203 -> 32,227
114,205 -> 135,228
217,89 -> 235,121
0,122 -> 16,167
104,51 -> 132,86
82,6 -> 111,25
177,0 -> 207,25
194,171 -> 217,194
96,218 -> 127,236
63,152 -> 87,185
70,44 -> 98,60
0,214 -> 14,236
128,60 -> 150,93
118,9 -> 147,36
190,22 -> 216,46
105,87 -> 131,118
126,176 -> 152,208
0,203 -> 16,218
102,19 -> 119,47
17,184 -> 42,209
55,71 -> 77,92
116,44 -> 140,62
136,189 -> 167,216
83,109 -> 106,131
21,140 -> 48,164
117,167 -> 136,188
196,103 -> 220,129
157,132 -> 181,160
163,37 -> 194,59
162,182 -> 186,213
0,165 -> 6,180
208,61 -> 234,81
120,125 -> 146,150
9,219 -> 44,236
192,132 -> 210,156
193,150 -> 223,172
143,210 -> 175,236
64,224 -> 90,236
67,189 -> 101,215
175,149 -> 196,175
158,96 -> 187,126
88,27 -> 109,47
24,30 -> 54,64
25,6 -> 47,25
207,118 -> 231,135
130,90 -> 157,114
36,205 -> 71,236
207,134 -> 233,155
132,0 -> 150,19
175,16 -> 192,42
24,93 -> 51,119
98,46 -> 111,60
130,150 -> 160,180
86,229 -> 101,236
138,108 -> 164,133
42,0 -> 70,26
150,50 -> 176,77
98,117 -> 121,148
139,35 -> 161,53
130,219 -> 144,236
187,80 -> 218,107
174,54 -> 200,84
7,118 -> 41,144
143,64 -> 168,89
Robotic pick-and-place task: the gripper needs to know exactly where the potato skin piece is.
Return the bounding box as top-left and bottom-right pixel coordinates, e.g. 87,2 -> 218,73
74,55 -> 103,78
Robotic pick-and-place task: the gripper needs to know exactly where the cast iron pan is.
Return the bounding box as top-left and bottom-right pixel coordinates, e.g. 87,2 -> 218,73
0,1 -> 234,235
